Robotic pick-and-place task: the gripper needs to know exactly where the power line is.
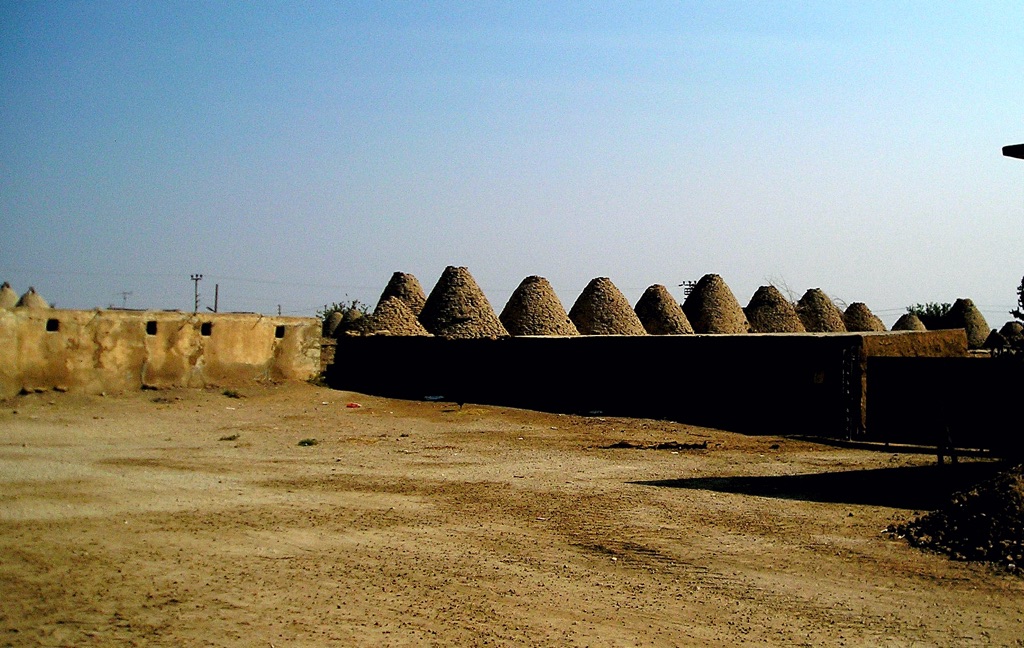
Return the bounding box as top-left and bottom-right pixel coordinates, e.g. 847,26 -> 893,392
0,266 -> 379,292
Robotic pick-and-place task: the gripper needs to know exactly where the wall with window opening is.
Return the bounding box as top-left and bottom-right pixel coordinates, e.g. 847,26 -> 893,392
0,309 -> 321,397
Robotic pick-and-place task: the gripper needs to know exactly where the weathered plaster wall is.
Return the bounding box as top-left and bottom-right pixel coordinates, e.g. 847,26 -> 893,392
860,329 -> 966,358
0,309 -> 320,397
852,329 -> 968,436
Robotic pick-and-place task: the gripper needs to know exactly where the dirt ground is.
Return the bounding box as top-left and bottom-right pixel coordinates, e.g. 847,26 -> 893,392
1,382 -> 1022,647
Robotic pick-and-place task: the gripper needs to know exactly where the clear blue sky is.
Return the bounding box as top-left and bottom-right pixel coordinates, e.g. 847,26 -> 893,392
2,1 -> 1022,325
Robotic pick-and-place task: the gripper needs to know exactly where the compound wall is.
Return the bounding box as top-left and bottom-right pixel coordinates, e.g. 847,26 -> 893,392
327,330 -> 966,439
0,308 -> 321,397
867,355 -> 1023,456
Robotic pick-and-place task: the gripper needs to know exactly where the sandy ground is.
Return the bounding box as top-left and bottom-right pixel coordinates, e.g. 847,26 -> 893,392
1,382 -> 1022,647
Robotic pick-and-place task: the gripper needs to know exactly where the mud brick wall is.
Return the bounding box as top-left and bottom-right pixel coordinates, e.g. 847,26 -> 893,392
327,330 -> 966,440
0,309 -> 321,397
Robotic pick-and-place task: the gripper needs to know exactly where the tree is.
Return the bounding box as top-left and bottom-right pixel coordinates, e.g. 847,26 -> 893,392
906,302 -> 952,329
317,300 -> 369,322
317,299 -> 371,336
993,276 -> 1024,360
906,302 -> 952,318
1012,275 -> 1023,323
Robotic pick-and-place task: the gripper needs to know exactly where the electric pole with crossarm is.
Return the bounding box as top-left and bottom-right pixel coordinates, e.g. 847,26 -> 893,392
191,274 -> 203,313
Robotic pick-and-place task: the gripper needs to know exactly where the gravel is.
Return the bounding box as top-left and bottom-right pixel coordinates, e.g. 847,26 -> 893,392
889,463 -> 1024,574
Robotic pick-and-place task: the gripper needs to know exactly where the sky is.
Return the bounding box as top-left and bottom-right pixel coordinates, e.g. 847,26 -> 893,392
1,1 -> 1022,326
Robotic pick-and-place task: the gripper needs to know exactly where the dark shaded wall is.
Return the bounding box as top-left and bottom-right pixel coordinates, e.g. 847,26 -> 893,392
328,331 -> 965,439
867,356 -> 1023,456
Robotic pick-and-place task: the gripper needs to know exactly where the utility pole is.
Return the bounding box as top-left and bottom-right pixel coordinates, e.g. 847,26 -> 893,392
191,274 -> 203,313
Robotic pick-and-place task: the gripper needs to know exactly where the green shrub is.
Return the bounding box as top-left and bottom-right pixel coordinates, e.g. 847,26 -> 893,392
317,300 -> 370,323
318,299 -> 372,337
906,302 -> 952,329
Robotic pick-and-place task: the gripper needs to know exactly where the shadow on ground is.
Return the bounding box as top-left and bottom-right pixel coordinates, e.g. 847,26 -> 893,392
633,461 -> 1010,510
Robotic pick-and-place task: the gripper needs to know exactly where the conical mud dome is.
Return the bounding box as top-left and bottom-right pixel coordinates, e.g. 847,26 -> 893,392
892,313 -> 927,332
634,284 -> 693,335
999,321 -> 1023,341
377,272 -> 427,316
984,329 -> 1005,349
499,276 -> 578,336
418,266 -> 508,339
796,289 -> 846,333
0,282 -> 18,309
568,277 -> 647,335
333,307 -> 371,337
744,285 -> 805,333
944,298 -> 989,349
16,287 -> 49,309
366,297 -> 430,336
323,311 -> 344,337
681,274 -> 750,334
843,302 -> 887,332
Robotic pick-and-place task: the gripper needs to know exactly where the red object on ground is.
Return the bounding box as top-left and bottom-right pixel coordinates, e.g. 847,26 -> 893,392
346,402 -> 361,409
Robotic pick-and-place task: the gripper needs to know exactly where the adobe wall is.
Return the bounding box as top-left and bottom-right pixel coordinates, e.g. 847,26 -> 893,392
0,309 -> 321,397
859,329 -> 966,358
327,330 -> 965,439
866,355 -> 1022,456
852,329 -> 968,435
